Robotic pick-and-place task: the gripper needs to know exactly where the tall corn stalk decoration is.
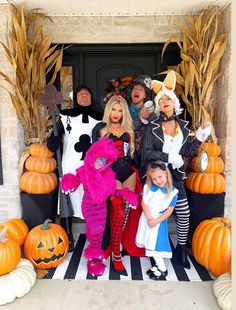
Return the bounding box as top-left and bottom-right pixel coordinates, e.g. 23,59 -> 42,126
0,1 -> 63,145
162,5 -> 227,144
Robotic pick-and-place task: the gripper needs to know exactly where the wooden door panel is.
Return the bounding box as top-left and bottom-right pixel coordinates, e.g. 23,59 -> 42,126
58,44 -> 180,112
84,53 -> 156,110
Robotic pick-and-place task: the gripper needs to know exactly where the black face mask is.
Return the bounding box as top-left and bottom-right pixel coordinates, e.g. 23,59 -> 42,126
160,111 -> 177,122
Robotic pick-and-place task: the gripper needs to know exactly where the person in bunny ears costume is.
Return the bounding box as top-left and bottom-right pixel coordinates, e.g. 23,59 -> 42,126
142,70 -> 211,269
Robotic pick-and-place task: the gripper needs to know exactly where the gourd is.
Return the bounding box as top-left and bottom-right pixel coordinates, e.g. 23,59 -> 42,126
20,143 -> 58,194
0,226 -> 21,275
186,142 -> 226,194
191,156 -> 224,173
213,272 -> 232,310
0,258 -> 36,306
197,142 -> 221,157
0,218 -> 29,246
24,219 -> 69,269
185,172 -> 226,194
192,217 -> 231,276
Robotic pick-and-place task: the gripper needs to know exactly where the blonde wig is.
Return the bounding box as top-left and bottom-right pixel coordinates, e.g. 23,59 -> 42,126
100,95 -> 135,157
146,160 -> 173,196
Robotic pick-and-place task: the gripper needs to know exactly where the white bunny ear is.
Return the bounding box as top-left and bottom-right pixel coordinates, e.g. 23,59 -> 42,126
152,80 -> 164,94
163,70 -> 176,91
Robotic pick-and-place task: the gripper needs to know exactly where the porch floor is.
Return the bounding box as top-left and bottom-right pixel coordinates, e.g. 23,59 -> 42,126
1,221 -> 221,309
1,279 -> 220,310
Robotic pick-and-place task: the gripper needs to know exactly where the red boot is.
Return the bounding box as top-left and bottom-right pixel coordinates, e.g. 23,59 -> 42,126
110,196 -> 128,276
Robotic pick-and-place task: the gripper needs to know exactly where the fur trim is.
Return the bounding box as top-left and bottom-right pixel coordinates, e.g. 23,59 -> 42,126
87,260 -> 107,277
115,188 -> 138,206
60,173 -> 81,193
84,245 -> 105,260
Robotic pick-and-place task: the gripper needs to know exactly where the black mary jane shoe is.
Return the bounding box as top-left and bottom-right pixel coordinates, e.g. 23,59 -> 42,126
146,265 -> 158,276
158,268 -> 168,277
149,272 -> 166,281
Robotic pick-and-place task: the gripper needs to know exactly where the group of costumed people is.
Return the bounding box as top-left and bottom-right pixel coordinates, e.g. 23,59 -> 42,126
47,71 -> 211,279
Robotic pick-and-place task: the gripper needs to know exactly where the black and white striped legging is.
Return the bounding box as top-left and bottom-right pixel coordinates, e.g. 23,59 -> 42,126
173,181 -> 190,246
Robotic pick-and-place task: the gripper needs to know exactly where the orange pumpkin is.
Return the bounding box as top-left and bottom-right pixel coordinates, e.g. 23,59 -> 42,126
20,171 -> 57,194
24,219 -> 69,269
20,142 -> 58,194
192,217 -> 231,276
191,156 -> 224,173
25,156 -> 57,173
185,172 -> 226,194
29,143 -> 54,158
0,226 -> 21,275
197,142 -> 221,157
0,218 -> 29,246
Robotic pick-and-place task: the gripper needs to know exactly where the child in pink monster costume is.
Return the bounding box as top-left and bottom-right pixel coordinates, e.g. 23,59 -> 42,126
60,137 -> 138,276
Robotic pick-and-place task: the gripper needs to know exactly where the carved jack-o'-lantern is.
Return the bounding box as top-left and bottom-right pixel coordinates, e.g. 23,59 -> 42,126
24,219 -> 69,269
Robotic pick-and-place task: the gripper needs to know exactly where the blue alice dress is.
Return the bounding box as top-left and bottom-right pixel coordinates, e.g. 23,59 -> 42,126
135,184 -> 178,258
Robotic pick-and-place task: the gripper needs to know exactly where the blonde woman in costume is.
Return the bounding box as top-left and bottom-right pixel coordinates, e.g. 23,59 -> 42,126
92,95 -> 137,276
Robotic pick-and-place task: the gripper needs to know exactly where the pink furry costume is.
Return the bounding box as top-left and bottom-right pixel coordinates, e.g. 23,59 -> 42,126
60,137 -> 138,276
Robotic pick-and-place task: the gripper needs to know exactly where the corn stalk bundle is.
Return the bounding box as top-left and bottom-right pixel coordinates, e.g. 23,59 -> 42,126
162,5 -> 227,143
0,1 -> 63,145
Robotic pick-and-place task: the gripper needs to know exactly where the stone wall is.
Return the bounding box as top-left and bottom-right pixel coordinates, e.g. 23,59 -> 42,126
0,3 -> 232,221
215,4 -> 232,218
0,5 -> 24,222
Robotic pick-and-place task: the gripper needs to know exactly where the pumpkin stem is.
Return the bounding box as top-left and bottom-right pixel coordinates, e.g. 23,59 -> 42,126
0,226 -> 8,243
221,219 -> 231,229
41,219 -> 52,230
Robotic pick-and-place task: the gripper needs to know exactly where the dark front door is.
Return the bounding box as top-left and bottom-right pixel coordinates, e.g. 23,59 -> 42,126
57,43 -> 180,112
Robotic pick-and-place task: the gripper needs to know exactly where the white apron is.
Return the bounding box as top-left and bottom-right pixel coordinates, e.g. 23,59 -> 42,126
135,184 -> 178,257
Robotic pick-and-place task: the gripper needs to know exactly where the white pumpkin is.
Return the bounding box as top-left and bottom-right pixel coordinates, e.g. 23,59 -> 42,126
213,272 -> 232,310
0,258 -> 36,305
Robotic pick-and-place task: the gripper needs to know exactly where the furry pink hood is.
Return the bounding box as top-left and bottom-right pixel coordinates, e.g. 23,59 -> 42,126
84,137 -> 118,171
76,137 -> 118,204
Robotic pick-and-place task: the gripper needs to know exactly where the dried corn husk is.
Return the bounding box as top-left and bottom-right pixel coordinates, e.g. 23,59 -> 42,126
0,1 -> 63,145
161,5 -> 227,143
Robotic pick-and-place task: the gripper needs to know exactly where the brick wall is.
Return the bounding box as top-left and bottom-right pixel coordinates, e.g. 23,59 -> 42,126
0,3 -> 232,221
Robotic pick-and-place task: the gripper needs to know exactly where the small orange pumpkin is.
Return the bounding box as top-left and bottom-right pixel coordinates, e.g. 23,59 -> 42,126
0,226 -> 21,275
24,219 -> 69,269
197,143 -> 221,157
25,156 -> 57,173
21,143 -> 58,194
0,218 -> 29,246
192,217 -> 231,276
185,172 -> 226,194
191,156 -> 224,173
29,143 -> 54,158
20,171 -> 57,194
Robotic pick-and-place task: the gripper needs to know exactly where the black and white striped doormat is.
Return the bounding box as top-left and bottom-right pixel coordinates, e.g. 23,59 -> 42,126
44,234 -> 214,282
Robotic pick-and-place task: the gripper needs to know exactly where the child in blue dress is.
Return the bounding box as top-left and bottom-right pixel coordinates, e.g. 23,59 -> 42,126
136,160 -> 178,280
